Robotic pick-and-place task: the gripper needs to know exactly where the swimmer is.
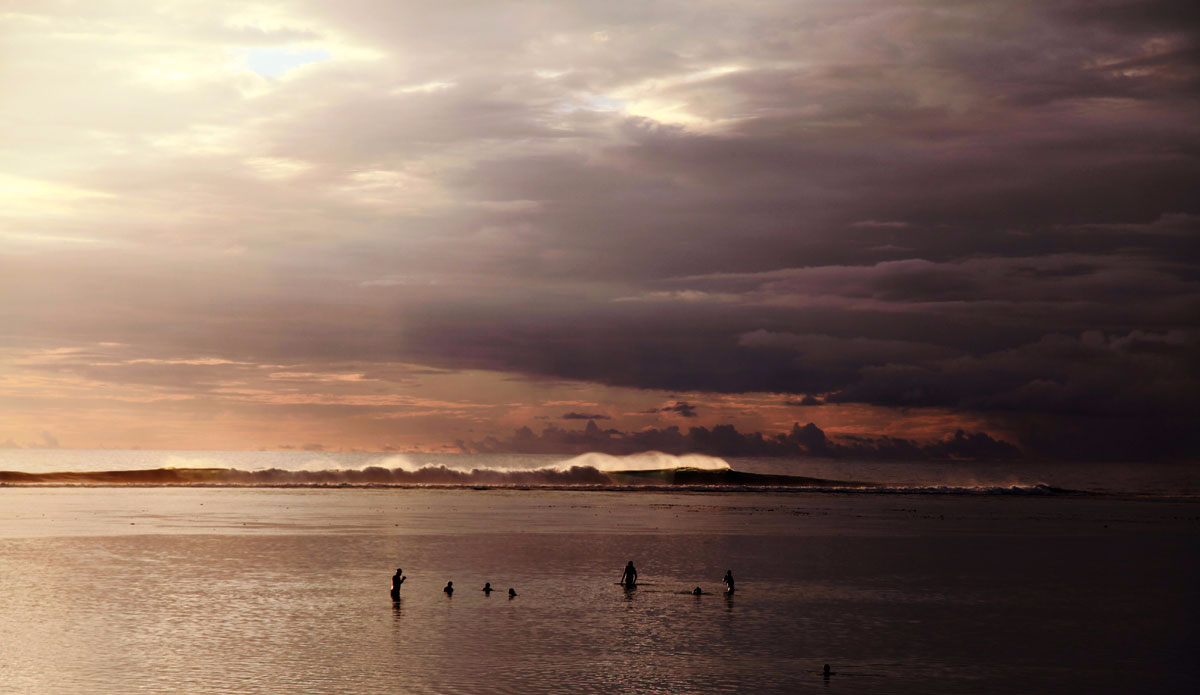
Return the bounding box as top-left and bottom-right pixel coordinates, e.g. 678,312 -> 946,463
508,588 -> 517,598
390,568 -> 405,601
443,581 -> 454,595
620,561 -> 638,588
692,586 -> 703,595
722,570 -> 735,593
482,582 -> 494,594
823,664 -> 834,679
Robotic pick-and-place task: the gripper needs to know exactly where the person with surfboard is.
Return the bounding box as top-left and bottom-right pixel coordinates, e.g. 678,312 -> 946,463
620,560 -> 638,588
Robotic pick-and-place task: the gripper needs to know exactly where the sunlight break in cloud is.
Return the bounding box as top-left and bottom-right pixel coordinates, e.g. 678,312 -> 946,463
240,46 -> 332,78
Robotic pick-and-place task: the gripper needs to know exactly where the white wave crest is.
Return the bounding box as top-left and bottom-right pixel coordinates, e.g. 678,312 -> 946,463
557,451 -> 730,472
363,454 -> 432,472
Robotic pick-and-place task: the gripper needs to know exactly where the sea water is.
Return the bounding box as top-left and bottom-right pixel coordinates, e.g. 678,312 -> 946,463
1,451 -> 1198,694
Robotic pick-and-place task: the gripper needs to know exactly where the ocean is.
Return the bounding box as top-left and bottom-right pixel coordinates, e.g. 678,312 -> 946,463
1,450 -> 1198,694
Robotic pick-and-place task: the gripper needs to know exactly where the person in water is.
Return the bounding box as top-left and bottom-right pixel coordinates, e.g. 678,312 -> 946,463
620,561 -> 638,588
482,582 -> 493,594
723,570 -> 735,593
443,581 -> 454,595
508,588 -> 517,598
692,586 -> 703,595
390,568 -> 405,601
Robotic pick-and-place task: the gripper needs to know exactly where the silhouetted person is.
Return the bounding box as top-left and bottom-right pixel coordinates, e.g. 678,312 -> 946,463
443,581 -> 454,595
482,582 -> 493,594
508,587 -> 517,598
621,561 -> 638,588
692,586 -> 703,595
823,664 -> 834,679
723,570 -> 735,593
390,568 -> 405,601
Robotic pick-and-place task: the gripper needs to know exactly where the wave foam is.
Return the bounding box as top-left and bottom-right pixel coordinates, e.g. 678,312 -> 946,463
558,451 -> 730,472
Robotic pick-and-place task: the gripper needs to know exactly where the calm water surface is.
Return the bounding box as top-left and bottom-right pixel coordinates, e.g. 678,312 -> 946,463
2,487 -> 1198,694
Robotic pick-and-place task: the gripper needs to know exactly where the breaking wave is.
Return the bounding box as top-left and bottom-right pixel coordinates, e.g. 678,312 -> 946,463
0,451 -> 1099,494
0,460 -> 1084,495
558,451 -> 730,472
0,465 -> 824,488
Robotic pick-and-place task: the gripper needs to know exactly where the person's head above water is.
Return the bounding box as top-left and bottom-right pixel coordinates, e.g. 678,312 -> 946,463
692,587 -> 702,595
508,588 -> 517,597
483,583 -> 492,591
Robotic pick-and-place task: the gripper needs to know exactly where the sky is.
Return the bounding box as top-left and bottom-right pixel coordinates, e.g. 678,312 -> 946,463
1,0 -> 1197,459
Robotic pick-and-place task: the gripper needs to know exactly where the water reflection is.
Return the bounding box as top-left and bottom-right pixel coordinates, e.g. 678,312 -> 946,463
1,489 -> 1194,694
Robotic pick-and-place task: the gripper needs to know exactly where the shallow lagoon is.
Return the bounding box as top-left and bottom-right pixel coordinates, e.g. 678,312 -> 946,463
1,486 -> 1197,694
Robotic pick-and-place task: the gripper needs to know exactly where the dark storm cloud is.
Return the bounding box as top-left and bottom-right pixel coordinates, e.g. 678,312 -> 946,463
1055,0 -> 1200,34
660,401 -> 698,418
464,420 -> 1021,461
785,395 -> 823,407
391,270 -> 1198,459
562,412 -> 610,420
6,1 -> 1198,458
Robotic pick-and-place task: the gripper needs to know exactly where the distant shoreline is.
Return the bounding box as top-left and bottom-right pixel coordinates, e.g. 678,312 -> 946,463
0,466 -> 1112,497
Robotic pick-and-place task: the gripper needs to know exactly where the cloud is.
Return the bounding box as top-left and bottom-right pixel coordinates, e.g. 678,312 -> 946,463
785,395 -> 823,407
660,401 -> 699,418
2,1 -> 1197,458
829,330 -> 1199,416
562,412 -> 610,420
464,420 -> 1021,461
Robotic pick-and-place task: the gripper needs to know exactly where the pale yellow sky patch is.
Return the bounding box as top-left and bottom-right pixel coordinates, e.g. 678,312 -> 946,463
0,173 -> 116,218
244,156 -> 316,180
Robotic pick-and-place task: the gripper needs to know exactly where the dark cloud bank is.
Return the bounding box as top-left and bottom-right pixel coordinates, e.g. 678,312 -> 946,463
6,1 -> 1199,461
387,0 -> 1200,462
462,420 -> 1022,462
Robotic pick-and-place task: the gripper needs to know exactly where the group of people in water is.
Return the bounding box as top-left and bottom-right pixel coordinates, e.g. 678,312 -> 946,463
392,562 -> 734,600
621,561 -> 735,596
386,566 -> 835,681
391,569 -> 516,600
